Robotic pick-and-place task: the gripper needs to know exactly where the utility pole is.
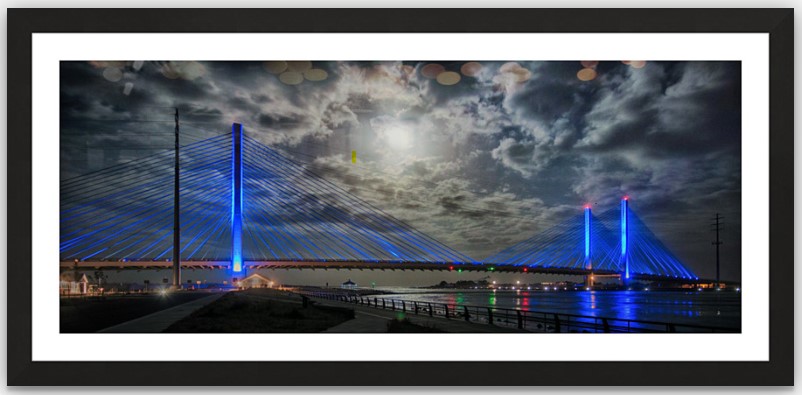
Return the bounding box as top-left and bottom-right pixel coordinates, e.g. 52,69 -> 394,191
711,213 -> 723,289
172,107 -> 181,289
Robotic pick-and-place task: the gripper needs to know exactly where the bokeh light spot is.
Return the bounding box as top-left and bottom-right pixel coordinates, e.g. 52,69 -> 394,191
279,71 -> 304,85
576,68 -> 597,81
460,61 -> 483,77
263,61 -> 288,74
102,67 -> 123,82
88,61 -> 125,69
304,68 -> 329,82
421,63 -> 445,79
629,61 -> 647,69
580,61 -> 599,69
286,61 -> 313,72
499,62 -> 532,82
161,64 -> 179,79
436,71 -> 461,86
160,62 -> 206,80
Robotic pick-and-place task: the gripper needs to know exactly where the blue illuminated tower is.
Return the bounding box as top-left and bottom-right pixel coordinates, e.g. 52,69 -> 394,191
584,205 -> 593,288
621,197 -> 629,280
231,123 -> 244,274
584,206 -> 591,270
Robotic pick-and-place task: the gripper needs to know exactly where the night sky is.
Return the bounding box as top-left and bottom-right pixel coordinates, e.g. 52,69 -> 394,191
60,60 -> 742,285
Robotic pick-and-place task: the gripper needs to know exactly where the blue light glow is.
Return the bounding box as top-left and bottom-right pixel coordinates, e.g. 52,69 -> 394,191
61,121 -> 698,280
584,206 -> 591,270
584,207 -> 590,257
621,198 -> 629,279
232,123 -> 243,273
232,254 -> 242,273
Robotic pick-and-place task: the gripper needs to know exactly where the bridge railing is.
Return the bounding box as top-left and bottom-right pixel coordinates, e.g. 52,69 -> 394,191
297,290 -> 739,334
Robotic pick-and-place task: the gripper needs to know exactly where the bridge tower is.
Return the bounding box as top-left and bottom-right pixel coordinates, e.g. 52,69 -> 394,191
231,123 -> 244,276
584,205 -> 594,287
621,197 -> 630,281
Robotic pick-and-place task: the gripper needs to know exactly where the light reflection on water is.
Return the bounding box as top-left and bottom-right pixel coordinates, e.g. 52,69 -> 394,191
371,289 -> 741,328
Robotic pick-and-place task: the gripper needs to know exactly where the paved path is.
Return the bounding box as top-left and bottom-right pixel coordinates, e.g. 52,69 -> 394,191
317,298 -> 526,333
99,293 -> 225,333
323,310 -> 390,333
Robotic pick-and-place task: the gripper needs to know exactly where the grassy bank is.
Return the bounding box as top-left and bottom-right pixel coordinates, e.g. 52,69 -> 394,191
164,289 -> 354,333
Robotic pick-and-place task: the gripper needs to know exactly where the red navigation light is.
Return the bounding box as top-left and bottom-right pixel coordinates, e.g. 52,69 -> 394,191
623,196 -> 629,201
523,267 -> 528,272
584,204 -> 591,209
449,266 -> 454,271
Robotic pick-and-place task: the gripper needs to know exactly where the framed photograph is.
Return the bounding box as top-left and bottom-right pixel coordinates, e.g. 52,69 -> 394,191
8,8 -> 793,386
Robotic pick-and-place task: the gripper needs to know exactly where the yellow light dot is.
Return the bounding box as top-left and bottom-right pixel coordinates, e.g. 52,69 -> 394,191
421,63 -> 445,79
304,69 -> 328,81
279,71 -> 304,85
577,68 -> 597,81
436,71 -> 461,86
580,61 -> 599,68
286,61 -> 313,72
263,61 -> 288,74
460,62 -> 483,77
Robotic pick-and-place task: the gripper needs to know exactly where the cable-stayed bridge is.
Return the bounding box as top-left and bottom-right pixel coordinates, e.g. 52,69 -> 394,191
60,123 -> 698,284
483,203 -> 698,282
61,125 -> 474,275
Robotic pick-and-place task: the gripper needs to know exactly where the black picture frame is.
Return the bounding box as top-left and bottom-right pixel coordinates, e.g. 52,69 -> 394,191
7,8 -> 793,386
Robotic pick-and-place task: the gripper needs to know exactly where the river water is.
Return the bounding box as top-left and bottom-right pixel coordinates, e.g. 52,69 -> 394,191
369,288 -> 741,330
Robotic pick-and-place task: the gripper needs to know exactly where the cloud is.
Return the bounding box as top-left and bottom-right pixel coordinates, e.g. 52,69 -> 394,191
60,60 -> 742,278
491,138 -> 537,177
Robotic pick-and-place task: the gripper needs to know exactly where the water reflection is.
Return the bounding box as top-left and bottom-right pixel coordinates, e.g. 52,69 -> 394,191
373,290 -> 740,329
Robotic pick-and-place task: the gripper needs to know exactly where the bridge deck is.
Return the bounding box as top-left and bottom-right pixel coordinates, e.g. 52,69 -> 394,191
58,260 -> 701,282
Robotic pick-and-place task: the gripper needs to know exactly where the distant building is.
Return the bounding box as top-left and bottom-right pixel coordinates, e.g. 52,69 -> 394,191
238,273 -> 274,289
683,282 -> 728,289
60,272 -> 88,295
341,279 -> 357,289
